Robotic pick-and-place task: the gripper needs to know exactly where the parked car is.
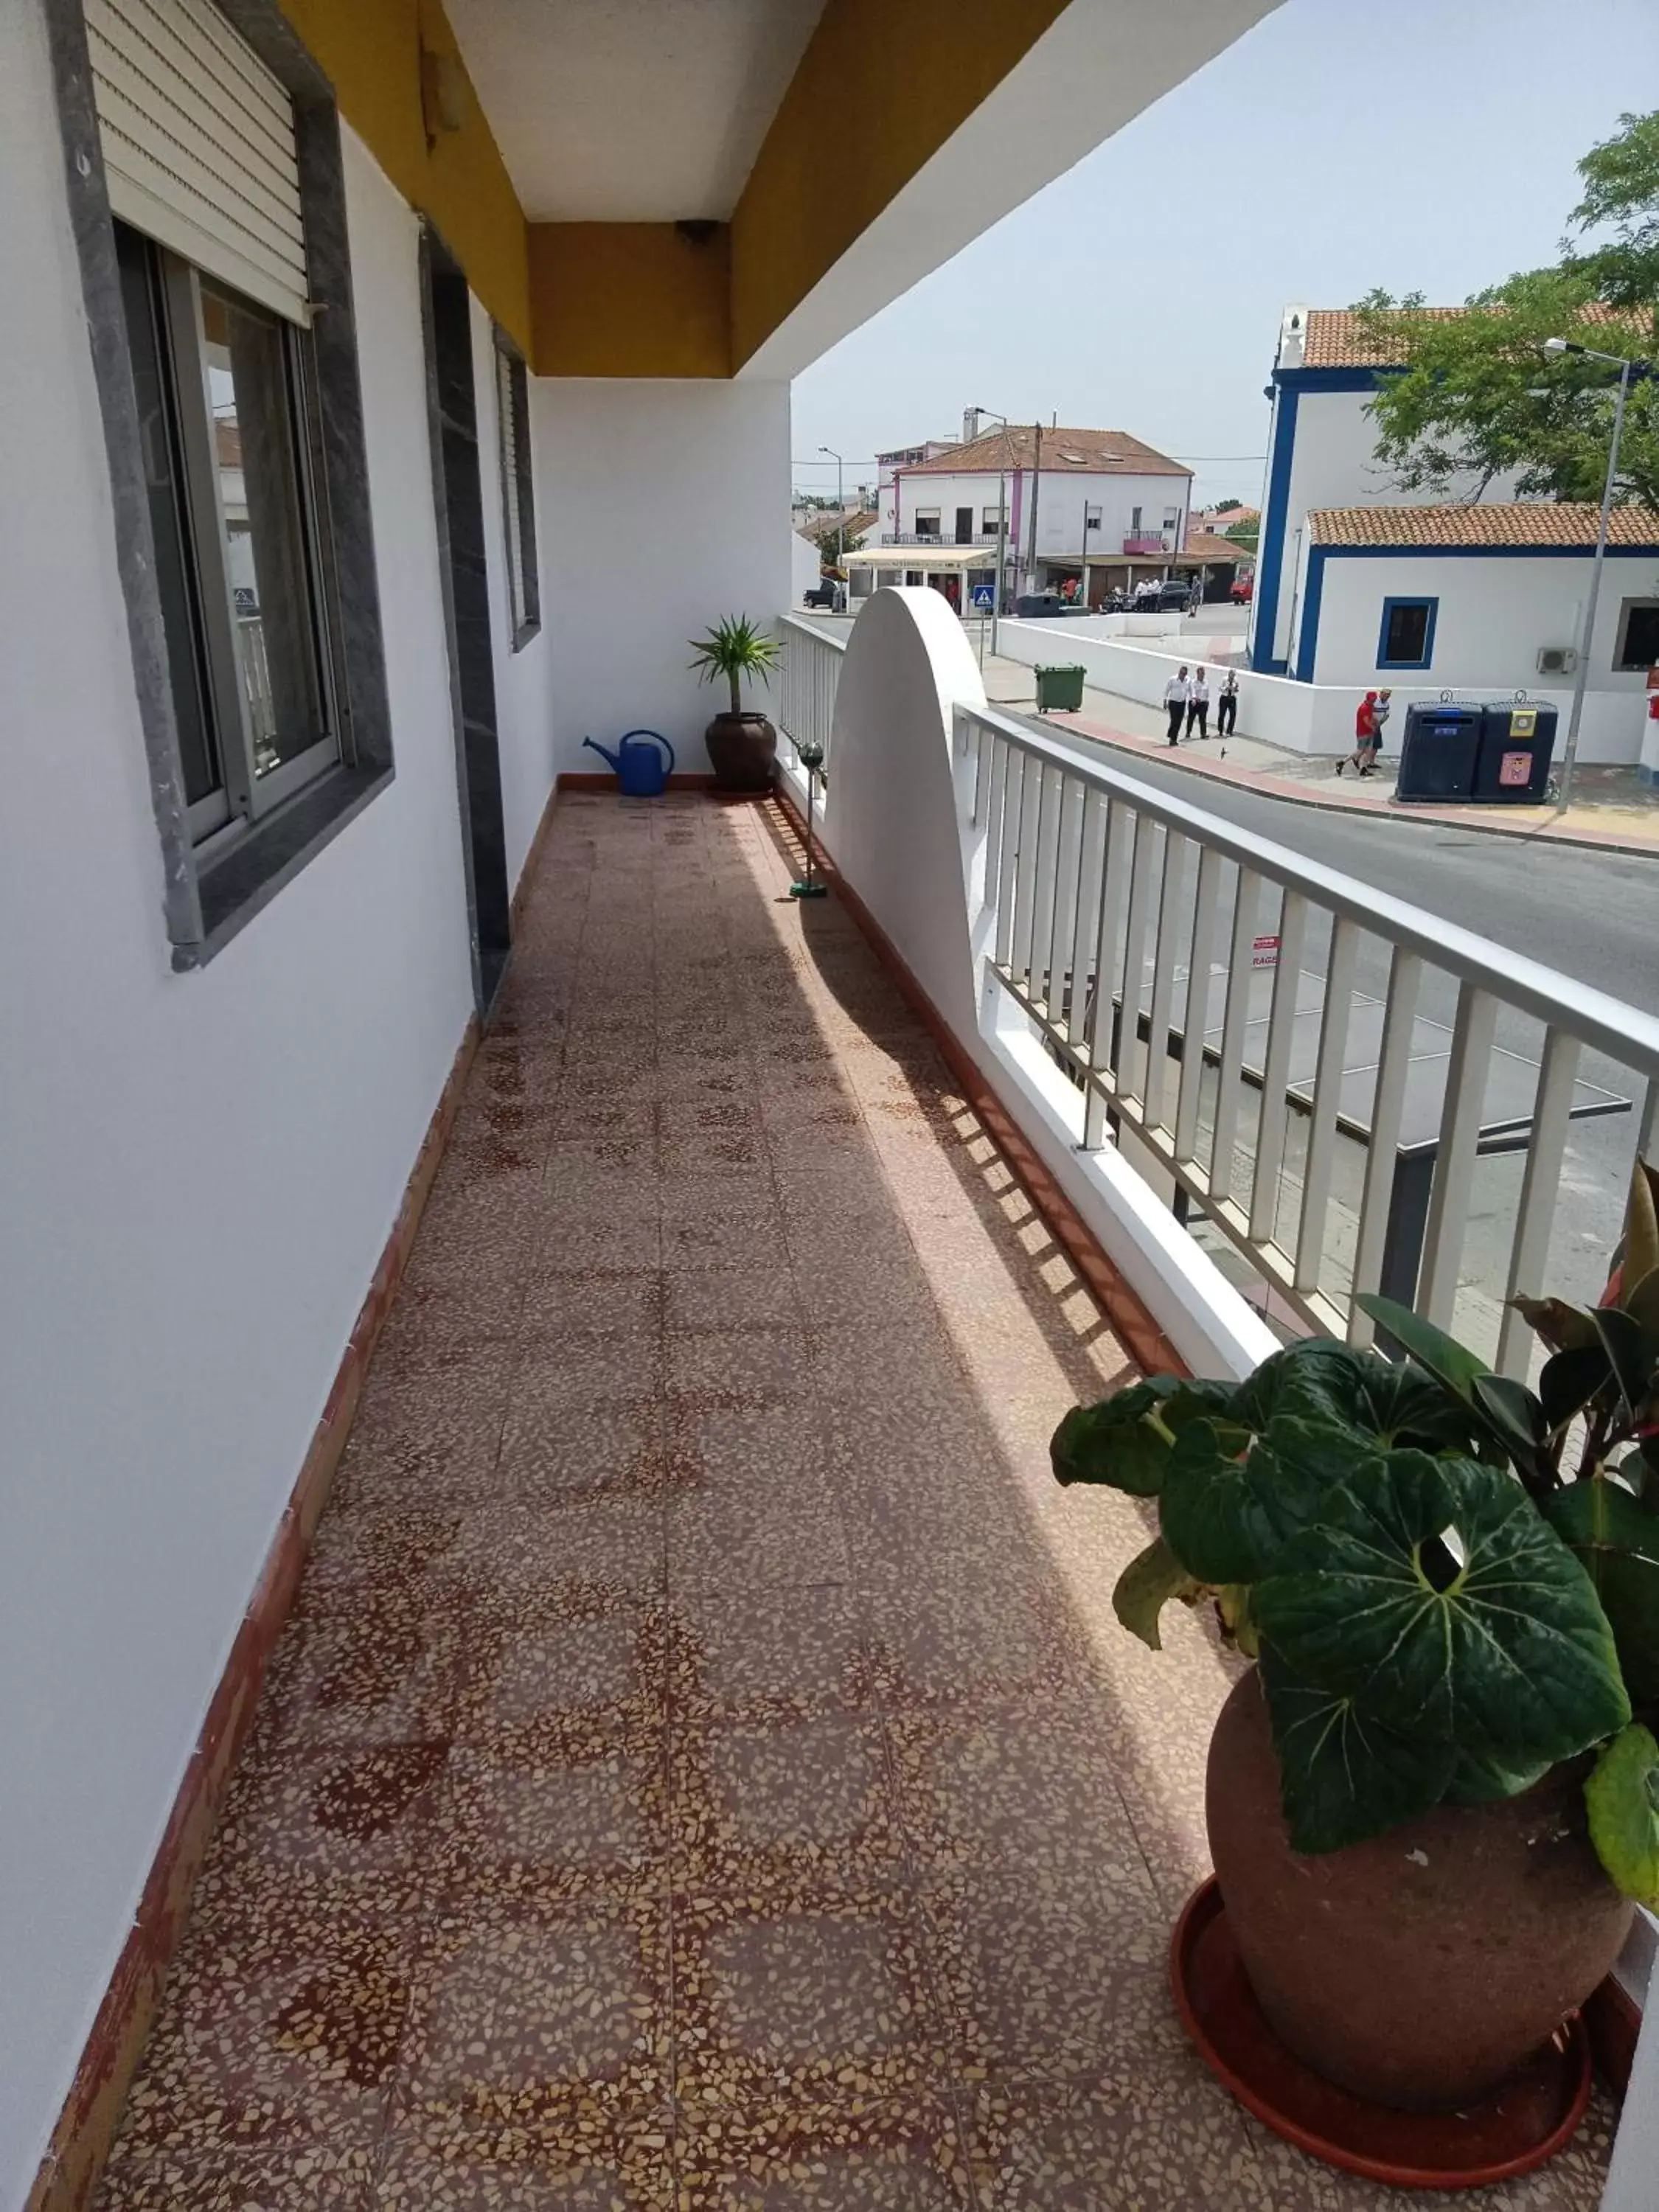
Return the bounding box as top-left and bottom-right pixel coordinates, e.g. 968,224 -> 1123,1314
803,580 -> 845,611
1014,591 -> 1068,618
1229,573 -> 1253,605
1135,578 -> 1192,611
1130,579 -> 1164,610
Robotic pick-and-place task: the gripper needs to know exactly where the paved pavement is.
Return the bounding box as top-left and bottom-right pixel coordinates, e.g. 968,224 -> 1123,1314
979,654 -> 1659,856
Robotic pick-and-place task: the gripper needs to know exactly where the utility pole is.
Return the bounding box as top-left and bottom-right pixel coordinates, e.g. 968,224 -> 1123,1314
1024,420 -> 1043,597
818,445 -> 844,566
974,408 -> 1014,651
1540,338 -> 1640,813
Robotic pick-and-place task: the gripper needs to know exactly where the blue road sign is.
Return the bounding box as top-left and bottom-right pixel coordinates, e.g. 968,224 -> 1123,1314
970,585 -> 994,611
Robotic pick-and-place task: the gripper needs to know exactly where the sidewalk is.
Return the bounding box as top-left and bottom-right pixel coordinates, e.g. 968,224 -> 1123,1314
978,653 -> 1659,855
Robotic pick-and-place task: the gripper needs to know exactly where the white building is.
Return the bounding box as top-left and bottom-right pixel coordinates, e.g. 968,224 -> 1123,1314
874,434 -> 957,496
1248,305 -> 1531,674
885,424 -> 1192,607
1287,504 -> 1659,767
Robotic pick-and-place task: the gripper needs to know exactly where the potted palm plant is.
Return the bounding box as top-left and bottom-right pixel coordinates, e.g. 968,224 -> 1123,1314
689,615 -> 782,793
1051,1161 -> 1659,2133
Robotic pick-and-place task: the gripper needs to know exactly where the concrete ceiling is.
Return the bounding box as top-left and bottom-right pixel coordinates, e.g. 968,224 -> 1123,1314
446,0 -> 828,222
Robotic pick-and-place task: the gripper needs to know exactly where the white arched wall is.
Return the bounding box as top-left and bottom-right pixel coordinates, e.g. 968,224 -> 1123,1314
805,589 -> 1276,1382
819,587 -> 985,1042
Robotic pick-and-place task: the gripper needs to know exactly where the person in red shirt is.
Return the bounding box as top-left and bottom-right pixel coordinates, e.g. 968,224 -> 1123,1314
1338,692 -> 1379,778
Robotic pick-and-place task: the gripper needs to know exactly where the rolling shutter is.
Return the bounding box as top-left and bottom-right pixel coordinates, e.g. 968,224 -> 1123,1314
86,0 -> 310,326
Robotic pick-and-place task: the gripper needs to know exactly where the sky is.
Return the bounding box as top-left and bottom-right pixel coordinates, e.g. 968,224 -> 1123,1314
790,0 -> 1658,512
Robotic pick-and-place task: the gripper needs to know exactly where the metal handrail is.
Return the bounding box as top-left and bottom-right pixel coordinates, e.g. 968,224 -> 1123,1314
776,613 -> 847,776
965,705 -> 1659,1075
958,698 -> 1658,1363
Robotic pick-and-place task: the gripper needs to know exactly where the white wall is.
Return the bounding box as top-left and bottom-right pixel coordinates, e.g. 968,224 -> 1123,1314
1258,380 -> 1523,667
533,379 -> 792,776
0,52 -> 479,2202
894,467 -> 1189,560
470,296 -> 557,888
1307,551 -> 1657,765
791,528 -> 822,603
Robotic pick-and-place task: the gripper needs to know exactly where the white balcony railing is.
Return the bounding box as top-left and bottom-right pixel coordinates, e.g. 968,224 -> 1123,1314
776,612 -> 846,776
961,709 -> 1659,1366
776,598 -> 1659,1373
880,531 -> 1002,547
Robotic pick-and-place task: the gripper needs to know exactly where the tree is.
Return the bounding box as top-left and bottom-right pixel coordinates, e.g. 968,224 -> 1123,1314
1353,111 -> 1659,509
1211,496 -> 1245,514
1222,515 -> 1259,552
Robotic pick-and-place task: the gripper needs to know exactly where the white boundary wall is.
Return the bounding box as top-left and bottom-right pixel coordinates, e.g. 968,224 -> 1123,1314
1000,619 -> 1644,763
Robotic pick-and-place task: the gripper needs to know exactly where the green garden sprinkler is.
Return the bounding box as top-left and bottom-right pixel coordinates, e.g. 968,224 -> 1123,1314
790,736 -> 828,900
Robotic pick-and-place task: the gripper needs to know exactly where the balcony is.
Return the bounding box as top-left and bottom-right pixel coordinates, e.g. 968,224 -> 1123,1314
882,531 -> 1002,548
88,790 -> 1310,2206
1123,535 -> 1169,555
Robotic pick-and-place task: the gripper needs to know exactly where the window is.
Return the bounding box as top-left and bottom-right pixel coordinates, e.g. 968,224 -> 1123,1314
1614,599 -> 1659,672
115,223 -> 340,841
1164,509 -> 1181,534
494,333 -> 540,647
914,508 -> 941,538
981,505 -> 1001,533
1377,596 -> 1438,669
1085,504 -> 1103,529
60,0 -> 394,962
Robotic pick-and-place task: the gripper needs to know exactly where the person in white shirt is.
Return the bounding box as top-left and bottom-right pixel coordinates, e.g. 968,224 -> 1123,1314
1164,667 -> 1189,746
1185,667 -> 1211,740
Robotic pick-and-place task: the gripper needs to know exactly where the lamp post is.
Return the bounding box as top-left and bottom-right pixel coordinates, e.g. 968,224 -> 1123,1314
789,735 -> 827,899
973,407 -> 1014,651
818,445 -> 844,566
1540,337 -> 1641,813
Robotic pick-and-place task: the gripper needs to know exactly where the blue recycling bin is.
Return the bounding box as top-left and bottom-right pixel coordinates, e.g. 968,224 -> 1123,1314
1395,704 -> 1482,803
1473,703 -> 1557,803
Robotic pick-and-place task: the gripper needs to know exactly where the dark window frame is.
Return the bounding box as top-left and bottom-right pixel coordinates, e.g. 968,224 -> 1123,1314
493,325 -> 540,650
1377,594 -> 1438,671
44,0 -> 394,969
1613,598 -> 1659,672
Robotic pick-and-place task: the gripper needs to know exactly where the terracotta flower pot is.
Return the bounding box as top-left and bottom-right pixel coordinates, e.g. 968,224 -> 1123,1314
705,711 -> 777,793
1206,1669 -> 1632,2113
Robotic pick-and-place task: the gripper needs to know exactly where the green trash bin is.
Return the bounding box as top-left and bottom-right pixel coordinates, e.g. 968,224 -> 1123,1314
1034,664 -> 1085,714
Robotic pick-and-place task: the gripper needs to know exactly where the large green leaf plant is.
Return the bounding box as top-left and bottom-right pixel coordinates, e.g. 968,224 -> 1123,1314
1052,1163 -> 1659,1903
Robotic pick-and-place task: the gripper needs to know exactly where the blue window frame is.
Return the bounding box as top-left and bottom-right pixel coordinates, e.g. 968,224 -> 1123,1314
1377,595 -> 1437,669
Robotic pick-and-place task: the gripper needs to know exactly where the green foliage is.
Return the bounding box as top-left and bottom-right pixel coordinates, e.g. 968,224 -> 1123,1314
688,616 -> 782,716
1048,1161 -> 1659,1896
1586,1723 -> 1659,1907
1351,111 -> 1659,509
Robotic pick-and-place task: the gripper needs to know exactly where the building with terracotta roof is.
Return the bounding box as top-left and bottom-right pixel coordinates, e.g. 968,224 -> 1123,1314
1248,302 -> 1536,675
878,422 -> 1197,607
1281,504 -> 1659,766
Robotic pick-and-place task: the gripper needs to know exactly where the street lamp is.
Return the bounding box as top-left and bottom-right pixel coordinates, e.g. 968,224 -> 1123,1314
818,445 -> 844,566
972,406 -> 1015,651
1540,336 -> 1641,812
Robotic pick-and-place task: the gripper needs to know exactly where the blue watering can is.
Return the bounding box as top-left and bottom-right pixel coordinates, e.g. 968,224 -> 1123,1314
582,728 -> 675,797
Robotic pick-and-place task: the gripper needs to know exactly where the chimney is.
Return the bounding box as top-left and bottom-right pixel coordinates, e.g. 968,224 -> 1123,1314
962,406 -> 982,445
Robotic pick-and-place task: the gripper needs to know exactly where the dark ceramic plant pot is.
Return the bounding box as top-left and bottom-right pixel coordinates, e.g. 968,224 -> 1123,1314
705,711 -> 777,793
1206,1669 -> 1632,2114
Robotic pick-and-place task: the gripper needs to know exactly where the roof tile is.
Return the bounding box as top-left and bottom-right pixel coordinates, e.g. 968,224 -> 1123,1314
904,426 -> 1189,478
1307,503 -> 1659,548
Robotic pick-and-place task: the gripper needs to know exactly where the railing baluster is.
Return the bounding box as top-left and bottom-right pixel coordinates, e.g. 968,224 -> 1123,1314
993,744 -> 1026,969
1418,982 -> 1498,1329
1009,754 -> 1046,991
1248,891 -> 1310,1246
1082,798 -> 1133,1146
1027,767 -> 1064,1014
1211,867 -> 1261,1205
1175,844 -> 1222,1168
1067,788 -> 1107,1046
1118,815 -> 1162,1109
1495,1028 -> 1582,1377
982,735 -> 1009,912
1348,947 -> 1422,1346
972,717 -> 993,827
1144,832 -> 1189,1135
1294,915 -> 1360,1295
1046,776 -> 1085,1024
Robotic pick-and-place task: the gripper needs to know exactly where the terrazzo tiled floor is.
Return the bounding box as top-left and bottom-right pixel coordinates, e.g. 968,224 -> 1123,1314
97,794 -> 1613,2210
